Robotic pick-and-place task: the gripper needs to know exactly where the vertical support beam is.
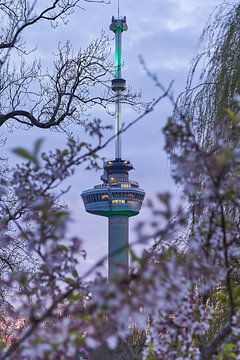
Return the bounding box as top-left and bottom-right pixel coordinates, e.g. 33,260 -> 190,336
108,215 -> 129,281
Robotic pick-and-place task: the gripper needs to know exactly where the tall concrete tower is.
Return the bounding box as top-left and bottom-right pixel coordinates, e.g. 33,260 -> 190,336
81,14 -> 145,281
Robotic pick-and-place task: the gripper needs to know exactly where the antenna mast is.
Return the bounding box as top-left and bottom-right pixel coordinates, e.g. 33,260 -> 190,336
110,10 -> 128,159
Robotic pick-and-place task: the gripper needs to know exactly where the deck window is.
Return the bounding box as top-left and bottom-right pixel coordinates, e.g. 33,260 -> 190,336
101,193 -> 108,201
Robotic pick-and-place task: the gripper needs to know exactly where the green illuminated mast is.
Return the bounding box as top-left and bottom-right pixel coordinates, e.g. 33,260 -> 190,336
110,15 -> 128,159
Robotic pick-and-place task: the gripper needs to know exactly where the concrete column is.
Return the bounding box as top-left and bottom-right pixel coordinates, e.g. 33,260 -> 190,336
108,215 -> 129,281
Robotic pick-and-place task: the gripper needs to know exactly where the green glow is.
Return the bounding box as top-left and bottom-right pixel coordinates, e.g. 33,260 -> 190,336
112,24 -> 126,32
115,30 -> 121,78
115,48 -> 120,78
87,210 -> 138,218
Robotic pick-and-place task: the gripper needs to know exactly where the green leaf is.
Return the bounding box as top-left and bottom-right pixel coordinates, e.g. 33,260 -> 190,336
13,148 -> 36,162
217,149 -> 232,166
72,270 -> 78,278
62,149 -> 68,156
223,343 -> 235,352
216,292 -> 228,305
56,210 -> 69,219
68,293 -> 83,302
65,278 -> 76,287
234,285 -> 240,296
74,336 -> 85,345
59,245 -> 68,252
52,342 -> 60,350
229,353 -> 237,359
225,108 -> 236,121
234,296 -> 240,307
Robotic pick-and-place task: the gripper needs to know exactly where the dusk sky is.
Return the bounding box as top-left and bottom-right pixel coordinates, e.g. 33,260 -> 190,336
3,0 -> 225,275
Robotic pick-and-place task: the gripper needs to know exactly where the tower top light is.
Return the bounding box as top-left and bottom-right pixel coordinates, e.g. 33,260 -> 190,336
110,16 -> 128,33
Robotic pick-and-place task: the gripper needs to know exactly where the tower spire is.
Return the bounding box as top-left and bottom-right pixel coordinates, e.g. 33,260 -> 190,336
110,13 -> 128,159
118,0 -> 120,18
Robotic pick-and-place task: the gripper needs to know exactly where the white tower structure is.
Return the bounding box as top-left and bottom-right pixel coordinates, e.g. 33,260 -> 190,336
81,14 -> 145,281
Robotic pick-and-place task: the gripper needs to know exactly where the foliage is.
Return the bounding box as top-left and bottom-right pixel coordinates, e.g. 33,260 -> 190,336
176,1 -> 240,149
1,99 -> 240,358
1,1 -> 240,359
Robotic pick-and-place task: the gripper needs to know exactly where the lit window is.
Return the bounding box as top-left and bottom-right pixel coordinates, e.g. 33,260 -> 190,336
107,161 -> 113,166
112,200 -> 126,204
121,184 -> 131,188
127,200 -> 138,204
101,194 -> 108,201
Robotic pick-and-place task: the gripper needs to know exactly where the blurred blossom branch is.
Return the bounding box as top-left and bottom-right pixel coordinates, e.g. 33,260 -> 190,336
1,1 -> 240,359
2,77 -> 240,358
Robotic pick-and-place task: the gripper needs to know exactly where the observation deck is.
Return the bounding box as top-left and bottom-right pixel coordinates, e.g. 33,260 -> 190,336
81,159 -> 145,217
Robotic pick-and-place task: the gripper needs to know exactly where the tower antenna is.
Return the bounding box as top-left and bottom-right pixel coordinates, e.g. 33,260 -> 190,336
109,10 -> 127,159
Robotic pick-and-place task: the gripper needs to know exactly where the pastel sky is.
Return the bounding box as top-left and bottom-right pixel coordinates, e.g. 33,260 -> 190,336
3,0 -> 225,276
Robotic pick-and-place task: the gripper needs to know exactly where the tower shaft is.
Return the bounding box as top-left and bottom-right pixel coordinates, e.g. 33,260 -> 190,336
108,215 -> 129,280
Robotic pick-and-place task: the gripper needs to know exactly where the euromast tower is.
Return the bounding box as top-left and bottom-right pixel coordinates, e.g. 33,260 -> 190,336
81,15 -> 145,281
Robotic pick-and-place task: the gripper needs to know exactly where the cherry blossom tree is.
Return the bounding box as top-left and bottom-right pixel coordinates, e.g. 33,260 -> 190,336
0,90 -> 240,359
1,1 -> 240,360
